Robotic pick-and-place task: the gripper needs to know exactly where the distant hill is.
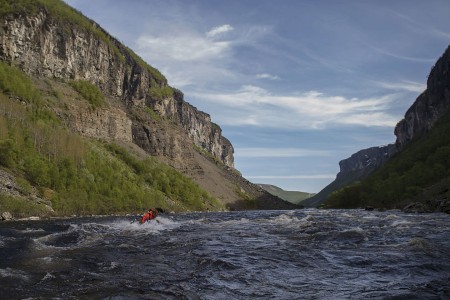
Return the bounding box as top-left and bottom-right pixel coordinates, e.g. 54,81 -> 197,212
302,145 -> 396,207
257,184 -> 314,205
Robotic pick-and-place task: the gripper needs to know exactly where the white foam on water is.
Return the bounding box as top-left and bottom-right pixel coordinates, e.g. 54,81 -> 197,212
108,216 -> 182,235
0,267 -> 29,281
272,214 -> 301,224
341,213 -> 356,218
37,256 -> 53,263
33,234 -> 68,251
300,214 -> 315,222
18,228 -> 46,234
342,226 -> 365,233
41,272 -> 55,281
100,261 -> 120,271
390,220 -> 411,227
211,217 -> 251,227
362,214 -> 379,220
385,214 -> 400,220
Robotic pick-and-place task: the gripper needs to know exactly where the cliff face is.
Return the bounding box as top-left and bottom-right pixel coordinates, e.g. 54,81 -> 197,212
336,145 -> 397,181
302,144 -> 396,207
0,2 -> 295,210
395,46 -> 450,149
148,89 -> 234,167
0,7 -> 233,167
308,46 -> 450,208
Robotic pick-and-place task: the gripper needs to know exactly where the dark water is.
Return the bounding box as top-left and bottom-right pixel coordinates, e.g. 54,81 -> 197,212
0,209 -> 449,299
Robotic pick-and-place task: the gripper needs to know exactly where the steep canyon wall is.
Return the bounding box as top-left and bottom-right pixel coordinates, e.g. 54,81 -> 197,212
0,8 -> 234,167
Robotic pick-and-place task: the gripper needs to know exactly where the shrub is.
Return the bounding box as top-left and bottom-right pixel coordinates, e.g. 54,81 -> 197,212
148,84 -> 174,101
0,61 -> 41,103
69,80 -> 104,108
0,194 -> 52,218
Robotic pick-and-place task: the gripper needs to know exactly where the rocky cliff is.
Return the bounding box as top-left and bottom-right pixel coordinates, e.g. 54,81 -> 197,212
0,5 -> 233,168
336,145 -> 397,180
307,45 -> 450,208
302,144 -> 397,207
0,0 -> 294,211
395,46 -> 450,149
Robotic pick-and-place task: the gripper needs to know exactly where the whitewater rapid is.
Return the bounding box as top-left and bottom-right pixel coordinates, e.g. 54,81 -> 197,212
0,209 -> 449,299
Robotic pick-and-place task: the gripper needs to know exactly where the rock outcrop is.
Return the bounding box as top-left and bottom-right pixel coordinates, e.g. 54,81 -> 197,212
147,88 -> 234,166
0,2 -> 293,210
308,46 -> 450,208
0,6 -> 233,167
68,106 -> 133,142
395,46 -> 450,149
336,145 -> 397,181
302,144 -> 396,207
1,211 -> 13,221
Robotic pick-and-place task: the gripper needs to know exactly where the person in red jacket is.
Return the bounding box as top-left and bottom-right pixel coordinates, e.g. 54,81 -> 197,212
140,209 -> 154,224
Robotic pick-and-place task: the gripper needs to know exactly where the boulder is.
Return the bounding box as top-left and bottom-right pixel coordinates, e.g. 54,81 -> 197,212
437,199 -> 450,214
1,211 -> 13,221
402,202 -> 431,213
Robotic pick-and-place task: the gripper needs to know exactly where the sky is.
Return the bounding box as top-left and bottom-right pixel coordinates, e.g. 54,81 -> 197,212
64,0 -> 450,193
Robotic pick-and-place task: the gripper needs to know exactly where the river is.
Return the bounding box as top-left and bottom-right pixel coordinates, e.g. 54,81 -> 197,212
0,209 -> 449,299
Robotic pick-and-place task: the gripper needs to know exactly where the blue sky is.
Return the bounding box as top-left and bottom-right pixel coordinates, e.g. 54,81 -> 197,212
65,0 -> 450,193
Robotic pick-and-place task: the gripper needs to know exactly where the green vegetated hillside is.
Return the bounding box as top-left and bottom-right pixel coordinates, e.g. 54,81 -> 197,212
324,108 -> 450,210
0,61 -> 224,217
258,184 -> 313,205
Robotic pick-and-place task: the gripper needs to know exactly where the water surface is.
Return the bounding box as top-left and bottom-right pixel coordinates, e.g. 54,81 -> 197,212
0,209 -> 449,299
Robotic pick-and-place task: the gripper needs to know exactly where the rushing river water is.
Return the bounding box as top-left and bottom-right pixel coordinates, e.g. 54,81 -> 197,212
0,209 -> 449,299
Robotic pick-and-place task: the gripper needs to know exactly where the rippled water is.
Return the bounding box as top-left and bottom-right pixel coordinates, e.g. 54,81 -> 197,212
0,209 -> 449,299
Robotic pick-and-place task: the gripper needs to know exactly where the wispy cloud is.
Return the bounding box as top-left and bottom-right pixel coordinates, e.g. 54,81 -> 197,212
369,45 -> 436,63
135,23 -> 272,88
137,32 -> 231,62
206,24 -> 234,38
391,10 -> 450,41
256,73 -> 280,80
374,80 -> 426,93
236,148 -> 331,158
191,86 -> 399,129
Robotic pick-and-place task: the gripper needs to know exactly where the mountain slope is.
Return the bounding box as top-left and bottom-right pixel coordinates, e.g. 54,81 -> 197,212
0,0 -> 297,216
257,184 -> 313,205
325,109 -> 450,212
323,46 -> 450,212
302,145 -> 396,207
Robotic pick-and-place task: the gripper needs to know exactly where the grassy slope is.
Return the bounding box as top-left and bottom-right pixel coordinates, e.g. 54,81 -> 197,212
324,108 -> 450,210
0,61 -> 224,218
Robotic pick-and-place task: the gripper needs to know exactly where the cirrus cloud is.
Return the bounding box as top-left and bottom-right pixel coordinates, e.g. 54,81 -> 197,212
206,24 -> 234,38
136,33 -> 231,62
190,86 -> 399,129
236,147 -> 331,158
256,73 -> 280,80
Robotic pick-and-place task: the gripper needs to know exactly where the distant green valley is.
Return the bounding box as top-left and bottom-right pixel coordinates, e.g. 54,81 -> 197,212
258,184 -> 314,205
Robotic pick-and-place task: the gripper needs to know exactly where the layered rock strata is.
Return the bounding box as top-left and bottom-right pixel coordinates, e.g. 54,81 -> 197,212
0,8 -> 233,167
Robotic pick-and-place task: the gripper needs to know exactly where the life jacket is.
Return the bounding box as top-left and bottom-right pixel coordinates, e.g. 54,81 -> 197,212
141,211 -> 154,223
141,212 -> 149,223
